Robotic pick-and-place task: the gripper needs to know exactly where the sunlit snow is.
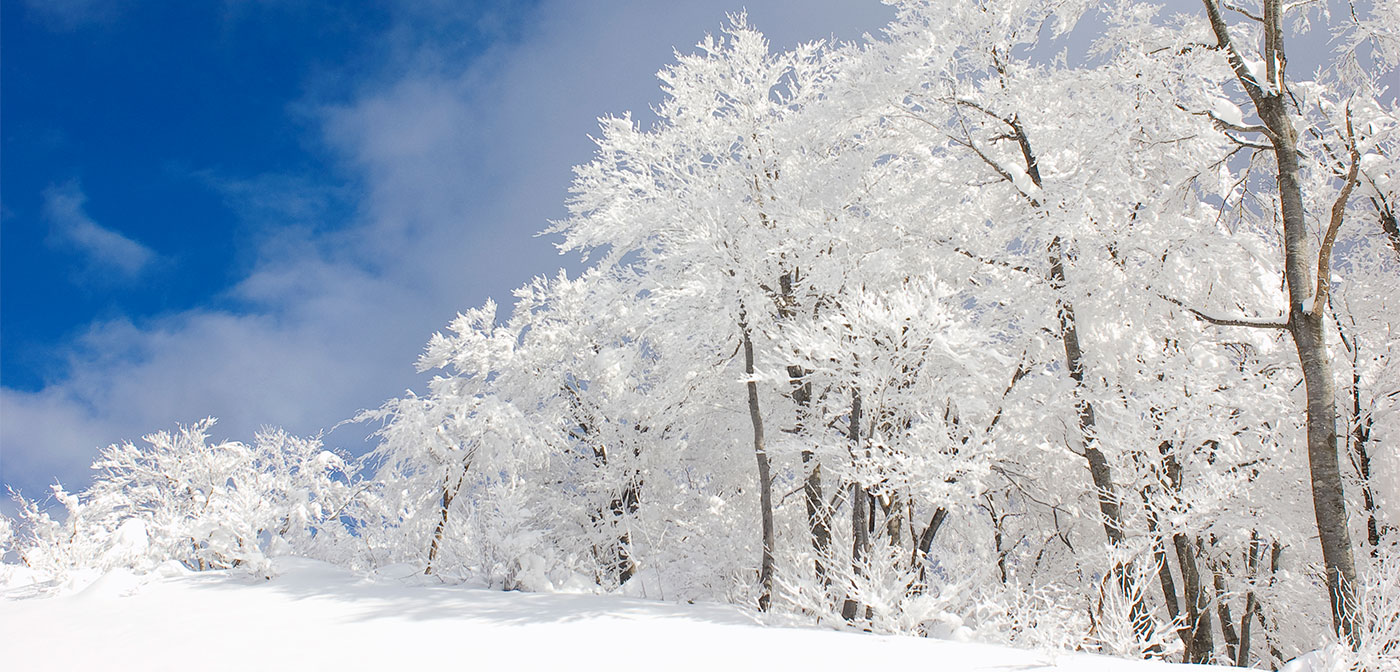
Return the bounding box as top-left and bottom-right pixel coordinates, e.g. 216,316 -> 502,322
1,559 -> 1222,672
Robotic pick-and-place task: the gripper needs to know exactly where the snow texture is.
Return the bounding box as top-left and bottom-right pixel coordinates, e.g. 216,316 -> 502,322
0,558 -> 1225,672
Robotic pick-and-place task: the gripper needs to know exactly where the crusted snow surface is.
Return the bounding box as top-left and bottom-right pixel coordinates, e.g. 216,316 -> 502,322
1,558 -> 1226,671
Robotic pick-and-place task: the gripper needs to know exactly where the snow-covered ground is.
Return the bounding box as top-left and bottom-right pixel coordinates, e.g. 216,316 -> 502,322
0,558 -> 1224,671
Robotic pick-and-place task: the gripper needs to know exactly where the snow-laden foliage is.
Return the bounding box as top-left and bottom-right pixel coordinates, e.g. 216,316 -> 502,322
8,420 -> 356,579
3,2 -> 1397,669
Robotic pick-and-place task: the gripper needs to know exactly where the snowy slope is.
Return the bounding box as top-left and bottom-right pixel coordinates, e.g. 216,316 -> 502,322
0,558 -> 1224,672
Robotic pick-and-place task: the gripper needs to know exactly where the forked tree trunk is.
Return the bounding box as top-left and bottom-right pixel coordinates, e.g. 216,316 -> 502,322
1173,534 -> 1214,663
1160,443 -> 1213,662
1200,0 -> 1361,644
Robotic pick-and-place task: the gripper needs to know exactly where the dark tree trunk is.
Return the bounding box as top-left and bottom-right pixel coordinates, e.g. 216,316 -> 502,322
1214,563 -> 1240,664
1376,195 -> 1400,258
795,368 -> 831,588
1050,239 -> 1151,644
989,108 -> 1152,646
1173,533 -> 1214,663
841,389 -> 869,622
740,313 -> 776,612
1159,445 -> 1213,662
1339,328 -> 1386,555
1144,478 -> 1182,636
914,507 -> 948,592
1236,533 -> 1263,667
425,468 -> 468,576
781,271 -> 831,588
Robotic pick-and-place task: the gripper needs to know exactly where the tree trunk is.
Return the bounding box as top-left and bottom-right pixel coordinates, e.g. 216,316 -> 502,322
796,371 -> 831,588
1201,0 -> 1361,644
781,271 -> 831,588
1051,241 -> 1130,547
1214,563 -> 1240,664
425,468 -> 467,576
1341,328 -> 1385,555
914,507 -> 948,592
841,389 -> 869,622
741,313 -> 776,612
1287,238 -> 1361,647
885,493 -> 907,551
1173,533 -> 1214,663
1159,444 -> 1213,662
1236,533 -> 1262,667
1376,195 -> 1400,258
1144,479 -> 1182,637
1050,239 -> 1152,645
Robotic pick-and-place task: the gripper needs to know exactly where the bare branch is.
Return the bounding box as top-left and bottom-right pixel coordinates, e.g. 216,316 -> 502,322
1314,105 -> 1361,318
1221,2 -> 1264,21
1158,292 -> 1289,329
947,243 -> 1040,278
1223,132 -> 1277,151
1180,103 -> 1279,141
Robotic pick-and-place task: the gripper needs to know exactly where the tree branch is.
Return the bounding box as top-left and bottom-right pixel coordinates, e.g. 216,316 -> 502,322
1313,105 -> 1360,318
1221,2 -> 1264,21
1202,0 -> 1269,107
1180,103 -> 1279,141
1158,292 -> 1289,329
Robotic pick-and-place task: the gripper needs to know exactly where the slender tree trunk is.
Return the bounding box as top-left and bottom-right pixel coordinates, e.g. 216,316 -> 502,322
426,468 -> 468,576
1144,477 -> 1183,638
795,370 -> 831,588
1159,444 -> 1214,662
886,492 -> 907,551
1376,196 -> 1400,258
1051,242 -> 1130,547
1237,533 -> 1263,667
1214,563 -> 1240,663
1341,329 -> 1385,554
610,474 -> 641,585
1201,0 -> 1361,644
740,313 -> 776,612
841,389 -> 869,621
781,271 -> 831,588
1173,533 -> 1214,663
1261,542 -> 1287,668
1001,101 -> 1150,643
1050,239 -> 1152,645
913,507 -> 948,593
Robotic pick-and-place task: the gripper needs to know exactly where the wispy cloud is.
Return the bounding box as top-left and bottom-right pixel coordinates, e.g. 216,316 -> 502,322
42,181 -> 159,280
2,0 -> 893,501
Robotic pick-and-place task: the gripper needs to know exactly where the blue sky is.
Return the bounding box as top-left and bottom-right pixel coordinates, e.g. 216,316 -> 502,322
1,0 -> 893,503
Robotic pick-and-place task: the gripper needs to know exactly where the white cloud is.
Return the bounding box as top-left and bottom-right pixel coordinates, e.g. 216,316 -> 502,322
1,0 -> 893,499
42,181 -> 159,280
